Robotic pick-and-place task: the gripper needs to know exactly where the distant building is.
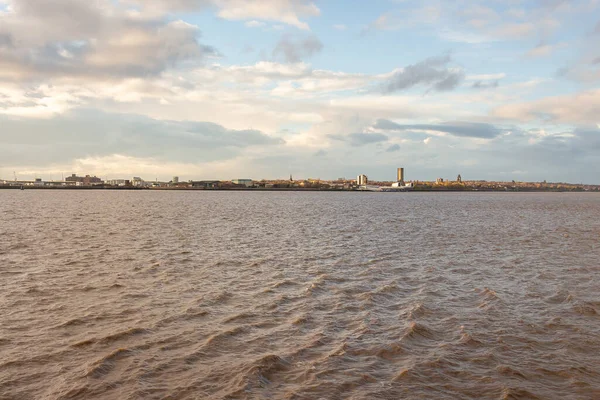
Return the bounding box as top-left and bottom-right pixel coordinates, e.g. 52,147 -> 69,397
357,174 -> 368,185
66,174 -> 103,185
132,177 -> 153,187
436,178 -> 444,184
232,179 -> 253,187
190,180 -> 220,188
392,181 -> 413,188
397,168 -> 404,183
172,176 -> 179,184
457,174 -> 462,183
105,179 -> 130,186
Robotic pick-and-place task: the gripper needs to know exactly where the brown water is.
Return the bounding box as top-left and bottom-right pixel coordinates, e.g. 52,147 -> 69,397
1,191 -> 599,399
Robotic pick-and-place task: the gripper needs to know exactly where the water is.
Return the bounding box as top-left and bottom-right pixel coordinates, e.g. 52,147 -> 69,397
1,191 -> 599,399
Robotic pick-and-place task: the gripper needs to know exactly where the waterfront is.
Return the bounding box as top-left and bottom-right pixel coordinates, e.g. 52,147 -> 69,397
1,191 -> 599,399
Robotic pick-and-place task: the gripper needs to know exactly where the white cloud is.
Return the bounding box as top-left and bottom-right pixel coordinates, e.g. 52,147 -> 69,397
123,0 -> 320,30
0,2 -> 218,82
492,89 -> 600,124
466,73 -> 507,81
245,20 -> 265,28
526,41 -> 567,57
214,0 -> 320,30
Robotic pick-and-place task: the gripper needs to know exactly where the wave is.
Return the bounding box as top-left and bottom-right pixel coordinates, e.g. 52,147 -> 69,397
403,321 -> 436,340
500,387 -> 541,399
348,342 -> 404,360
223,312 -> 258,324
204,326 -> 248,348
54,316 -> 89,328
572,302 -> 598,316
272,279 -> 300,289
458,332 -> 483,347
496,365 -> 527,379
225,354 -> 291,397
85,348 -> 131,378
405,302 -> 429,319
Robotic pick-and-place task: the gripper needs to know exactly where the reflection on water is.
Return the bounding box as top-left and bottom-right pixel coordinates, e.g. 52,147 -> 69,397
1,191 -> 599,399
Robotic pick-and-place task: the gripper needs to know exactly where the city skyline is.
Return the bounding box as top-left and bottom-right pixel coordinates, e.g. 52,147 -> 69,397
1,1 -> 600,183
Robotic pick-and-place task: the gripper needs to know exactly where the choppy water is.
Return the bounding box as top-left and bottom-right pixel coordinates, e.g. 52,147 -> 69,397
1,191 -> 600,399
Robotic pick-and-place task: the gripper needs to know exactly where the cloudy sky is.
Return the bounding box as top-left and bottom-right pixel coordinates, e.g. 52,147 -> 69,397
1,0 -> 599,183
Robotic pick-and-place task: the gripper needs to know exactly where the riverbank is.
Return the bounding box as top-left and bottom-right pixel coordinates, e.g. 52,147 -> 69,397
0,185 -> 592,192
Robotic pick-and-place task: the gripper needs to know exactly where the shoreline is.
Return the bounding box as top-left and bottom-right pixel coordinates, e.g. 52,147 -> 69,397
0,185 -> 591,193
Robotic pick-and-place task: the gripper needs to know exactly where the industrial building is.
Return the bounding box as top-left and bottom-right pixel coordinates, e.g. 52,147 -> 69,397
105,179 -> 130,186
232,179 -> 253,187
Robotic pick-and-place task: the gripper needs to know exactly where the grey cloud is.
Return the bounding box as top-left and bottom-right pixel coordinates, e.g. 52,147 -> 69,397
572,127 -> 600,150
591,56 -> 600,65
9,0 -> 105,39
273,35 -> 323,63
0,33 -> 13,48
381,55 -> 464,93
0,110 -> 283,166
0,0 -> 217,81
329,132 -> 388,146
386,144 -> 401,152
374,119 -> 503,139
472,80 -> 499,89
372,119 -> 402,130
556,65 -> 570,77
241,44 -> 255,54
314,149 -> 327,157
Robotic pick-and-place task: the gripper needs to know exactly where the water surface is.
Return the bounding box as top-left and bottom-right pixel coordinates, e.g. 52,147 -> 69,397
1,191 -> 599,399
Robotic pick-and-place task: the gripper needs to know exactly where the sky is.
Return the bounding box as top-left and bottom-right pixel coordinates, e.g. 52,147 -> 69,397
1,0 -> 599,183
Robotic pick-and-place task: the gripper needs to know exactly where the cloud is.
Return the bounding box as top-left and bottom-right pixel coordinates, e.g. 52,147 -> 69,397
373,119 -> 504,139
364,2 -> 554,43
0,32 -> 13,48
0,109 -> 284,167
214,0 -> 320,30
365,5 -> 441,33
333,24 -> 347,31
380,55 -> 464,93
245,20 -> 266,28
329,132 -> 388,146
472,80 -> 499,89
493,22 -> 535,38
126,0 -> 320,30
492,89 -> 600,124
272,34 -> 323,63
386,144 -> 400,152
0,1 -> 218,82
467,73 -> 506,81
526,41 -> 566,58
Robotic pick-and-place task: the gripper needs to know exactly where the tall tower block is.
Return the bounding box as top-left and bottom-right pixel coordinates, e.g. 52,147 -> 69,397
397,168 -> 404,182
